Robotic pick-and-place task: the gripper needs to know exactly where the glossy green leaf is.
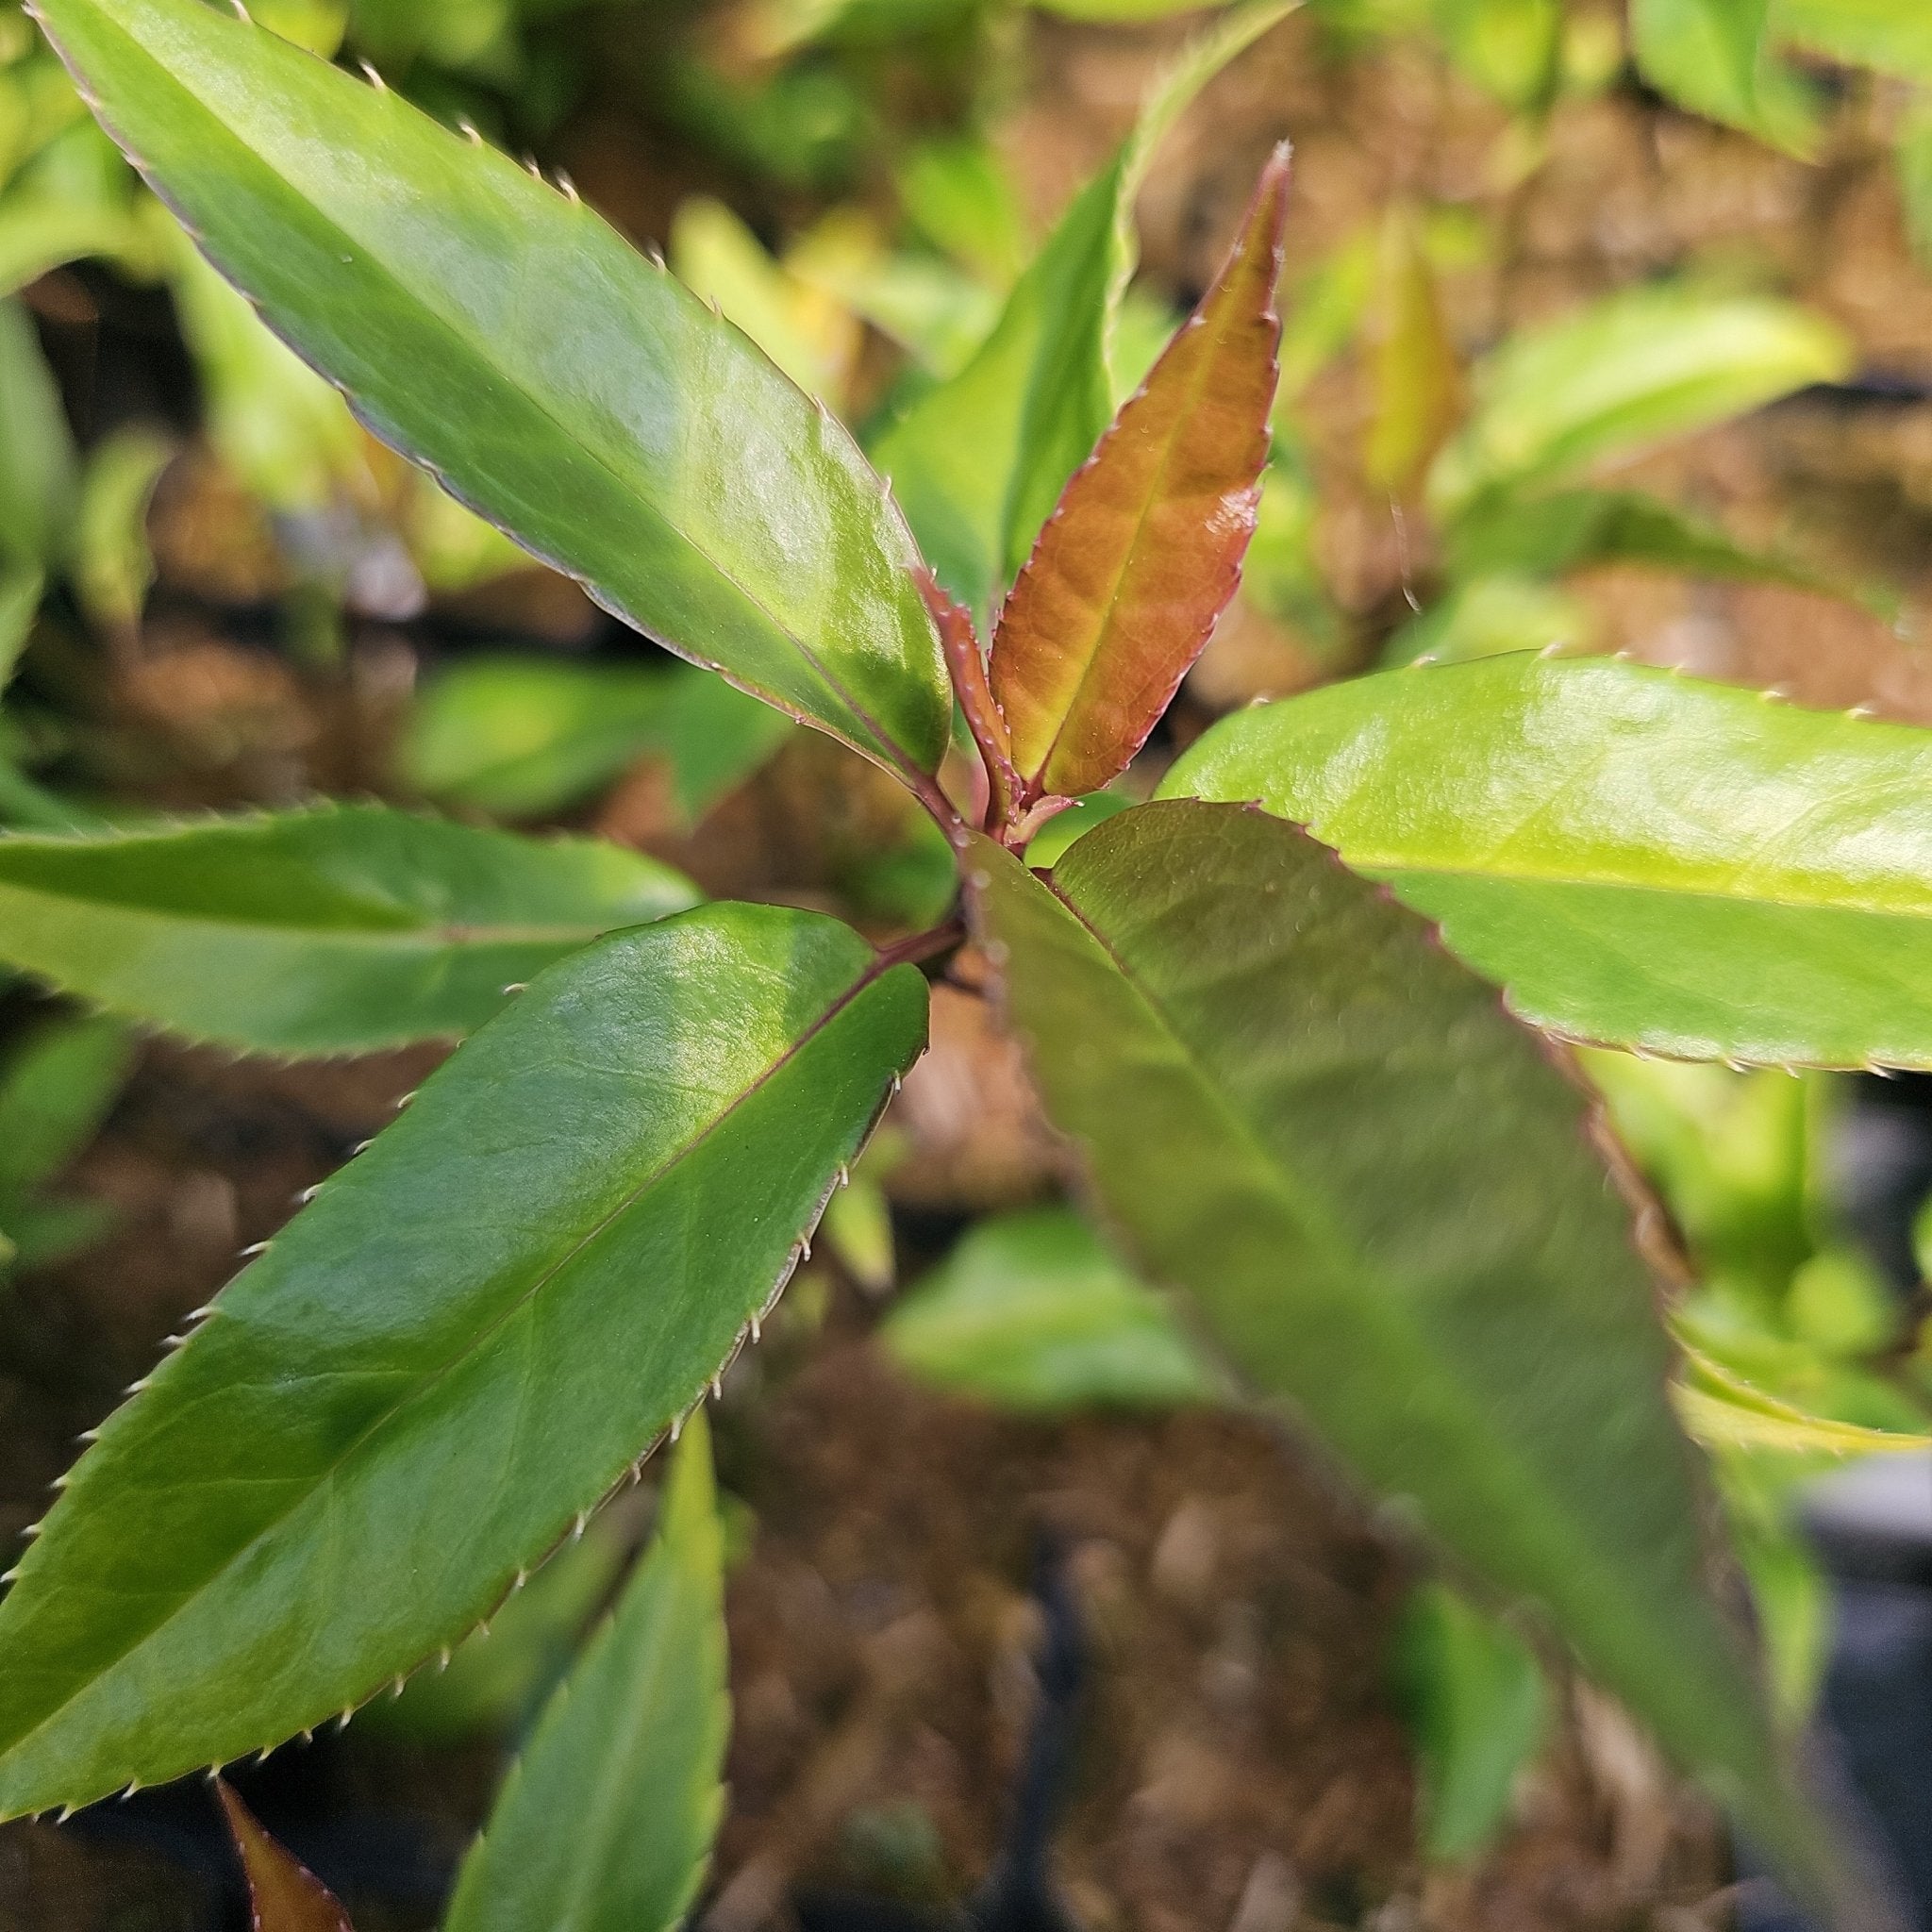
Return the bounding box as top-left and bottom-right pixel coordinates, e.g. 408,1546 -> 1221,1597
1772,0 -> 1932,84
401,657 -> 792,825
1391,1581 -> 1547,1863
0,805 -> 698,1055
0,1011 -> 133,1201
883,1207 -> 1223,1411
444,1413 -> 729,1932
0,902 -> 926,1816
873,0 -> 1291,625
1163,654 -> 1932,1069
219,1783 -> 356,1932
1428,287 -> 1850,519
33,0 -> 951,782
966,801 -> 1842,1903
988,147 -> 1287,807
1630,0 -> 1819,152
365,1517 -> 627,1743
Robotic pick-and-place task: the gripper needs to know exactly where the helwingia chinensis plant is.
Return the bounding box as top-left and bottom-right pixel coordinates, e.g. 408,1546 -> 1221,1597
3,1 -> 1927,1922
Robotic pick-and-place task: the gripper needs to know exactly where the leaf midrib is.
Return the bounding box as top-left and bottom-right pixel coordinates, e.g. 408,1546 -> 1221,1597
1040,866 -> 1696,1692
0,949 -> 901,1776
48,0 -> 935,787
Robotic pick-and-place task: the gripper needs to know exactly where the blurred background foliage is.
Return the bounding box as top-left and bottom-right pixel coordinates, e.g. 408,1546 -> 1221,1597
8,0 -> 1932,1902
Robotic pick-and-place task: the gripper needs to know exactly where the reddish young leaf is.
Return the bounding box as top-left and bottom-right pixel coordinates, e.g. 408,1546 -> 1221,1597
915,566 -> 1018,825
218,1782 -> 356,1932
988,144 -> 1290,809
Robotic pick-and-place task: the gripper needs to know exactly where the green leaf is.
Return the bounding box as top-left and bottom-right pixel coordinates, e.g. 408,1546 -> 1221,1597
1391,1581 -> 1547,1863
1162,654 -> 1932,1069
0,805 -> 698,1055
1772,0 -> 1932,84
218,1783 -> 357,1932
872,0 -> 1291,625
883,1207 -> 1224,1411
1902,91 -> 1932,272
0,191 -> 150,299
33,0 -> 951,782
1361,204 -> 1461,496
73,423 -> 172,633
965,800 -> 1843,1904
363,1517 -> 627,1744
1630,0 -> 1819,153
0,294 -> 75,568
1443,488 -> 1848,599
0,1011 -> 133,1201
401,657 -> 791,825
0,902 -> 925,1816
444,1412 -> 729,1932
1674,1344 -> 1932,1458
1427,286 -> 1850,519
1431,0 -> 1562,108
987,148 -> 1288,807
1381,573 -> 1591,666
0,559 -> 42,686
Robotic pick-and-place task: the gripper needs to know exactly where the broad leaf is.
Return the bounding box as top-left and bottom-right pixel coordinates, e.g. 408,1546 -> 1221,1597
1162,655 -> 1932,1070
0,806 -> 698,1055
218,1783 -> 356,1932
444,1413 -> 729,1932
33,0 -> 951,782
988,147 -> 1287,807
0,903 -> 926,1816
882,1208 -> 1224,1411
1630,0 -> 1818,153
873,0 -> 1291,625
1427,286 -> 1849,519
400,657 -> 792,825
966,801 -> 1843,1903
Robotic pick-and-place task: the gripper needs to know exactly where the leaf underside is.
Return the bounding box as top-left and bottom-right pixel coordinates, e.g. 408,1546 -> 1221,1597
989,145 -> 1288,805
444,1414 -> 729,1932
33,0 -> 951,779
0,903 -> 925,1817
1162,655 -> 1932,1071
0,805 -> 697,1056
967,800 -> 1841,1904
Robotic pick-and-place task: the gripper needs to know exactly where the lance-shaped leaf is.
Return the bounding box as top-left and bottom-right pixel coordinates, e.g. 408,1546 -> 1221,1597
444,1413 -> 728,1932
218,1783 -> 356,1932
0,903 -> 926,1817
965,801 -> 1851,1907
988,148 -> 1287,808
873,0 -> 1291,626
1161,655 -> 1932,1070
30,0 -> 951,783
0,806 -> 698,1057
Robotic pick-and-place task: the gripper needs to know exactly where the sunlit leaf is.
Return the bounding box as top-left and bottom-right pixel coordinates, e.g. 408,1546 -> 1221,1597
0,805 -> 699,1055
35,0 -> 951,782
218,1783 -> 356,1932
965,800 -> 1849,1907
0,904 -> 925,1815
1164,654 -> 1932,1069
1630,0 -> 1819,153
1428,286 -> 1850,518
989,147 -> 1288,806
443,1413 -> 729,1932
1674,1345 -> 1932,1458
883,1207 -> 1224,1411
1772,0 -> 1932,84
